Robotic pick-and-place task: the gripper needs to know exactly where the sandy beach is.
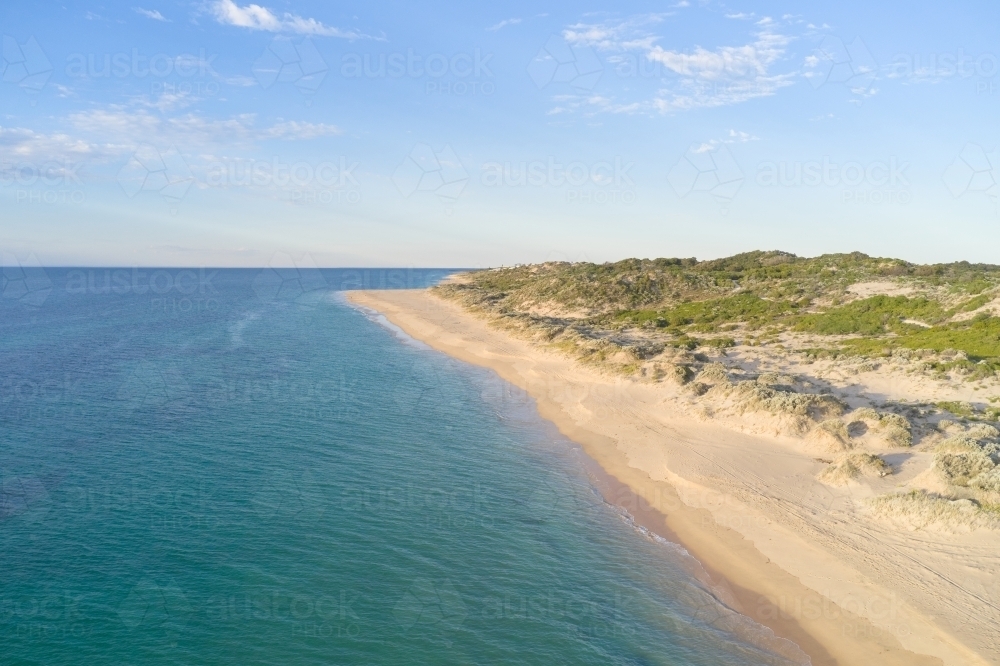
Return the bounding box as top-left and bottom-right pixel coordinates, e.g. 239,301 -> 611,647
348,287 -> 1000,666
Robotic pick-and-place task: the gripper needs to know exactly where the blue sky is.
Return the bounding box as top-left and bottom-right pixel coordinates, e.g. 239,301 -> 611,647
1,0 -> 998,267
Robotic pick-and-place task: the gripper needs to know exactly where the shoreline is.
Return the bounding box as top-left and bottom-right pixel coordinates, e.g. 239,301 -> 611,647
347,288 -> 992,666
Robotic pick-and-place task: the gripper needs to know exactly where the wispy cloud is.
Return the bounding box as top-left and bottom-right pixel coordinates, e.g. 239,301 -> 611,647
0,125 -> 129,177
224,75 -> 259,87
647,19 -> 795,110
486,18 -> 521,32
562,14 -> 668,51
544,14 -> 798,116
134,7 -> 169,21
649,41 -> 777,79
53,84 -> 76,99
884,55 -> 950,85
2,110 -> 341,206
0,90 -> 341,171
727,129 -> 759,142
133,90 -> 200,112
68,107 -> 340,145
262,121 -> 342,140
209,0 -> 376,39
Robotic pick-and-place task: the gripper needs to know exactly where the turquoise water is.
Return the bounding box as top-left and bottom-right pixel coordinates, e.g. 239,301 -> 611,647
1,268 -> 807,665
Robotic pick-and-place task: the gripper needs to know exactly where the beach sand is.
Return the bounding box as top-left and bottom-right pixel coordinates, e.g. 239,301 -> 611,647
347,288 -> 999,666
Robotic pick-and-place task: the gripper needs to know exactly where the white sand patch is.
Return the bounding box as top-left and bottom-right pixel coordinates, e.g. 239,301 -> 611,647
846,281 -> 916,298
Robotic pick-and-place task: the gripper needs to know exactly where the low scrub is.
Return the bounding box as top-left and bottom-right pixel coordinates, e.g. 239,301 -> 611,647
867,490 -> 1000,530
614,293 -> 797,332
818,452 -> 890,486
794,295 -> 946,336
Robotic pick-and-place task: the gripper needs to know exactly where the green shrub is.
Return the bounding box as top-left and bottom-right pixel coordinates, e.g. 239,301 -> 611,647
937,401 -> 975,418
794,295 -> 946,335
615,293 -> 796,331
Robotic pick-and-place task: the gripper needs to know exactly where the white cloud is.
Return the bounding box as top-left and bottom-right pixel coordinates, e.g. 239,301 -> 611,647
547,14 -> 800,116
134,7 -> 168,21
67,108 -> 339,145
133,90 -> 199,112
646,24 -> 795,110
69,108 -> 171,140
647,31 -> 787,80
486,18 -> 521,31
225,75 -> 259,87
544,95 -> 641,116
621,36 -> 659,50
539,14 -> 801,116
649,44 -> 767,78
0,104 -> 306,172
563,24 -> 621,50
211,0 -> 283,30
53,84 -> 76,98
2,104 -> 343,202
562,14 -> 668,51
685,130 -> 760,154
261,121 -> 342,140
0,125 -> 127,169
209,0 -> 375,39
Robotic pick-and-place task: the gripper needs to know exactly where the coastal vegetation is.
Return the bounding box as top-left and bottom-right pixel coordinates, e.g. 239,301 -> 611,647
435,251 -> 1000,526
436,250 -> 1000,375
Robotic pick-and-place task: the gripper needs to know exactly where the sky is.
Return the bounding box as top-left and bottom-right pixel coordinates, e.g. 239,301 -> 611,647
1,0 -> 998,267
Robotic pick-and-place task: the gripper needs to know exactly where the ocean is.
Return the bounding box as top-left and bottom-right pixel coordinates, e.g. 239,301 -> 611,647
0,267 -> 807,665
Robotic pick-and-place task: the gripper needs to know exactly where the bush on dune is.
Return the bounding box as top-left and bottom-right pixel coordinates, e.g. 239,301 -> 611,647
867,490 -> 1000,531
818,452 -> 890,486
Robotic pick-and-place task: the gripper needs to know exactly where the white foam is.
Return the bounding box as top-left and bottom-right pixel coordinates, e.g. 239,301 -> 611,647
340,293 -> 431,350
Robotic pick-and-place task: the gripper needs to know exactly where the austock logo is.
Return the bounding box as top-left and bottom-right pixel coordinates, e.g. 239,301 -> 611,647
527,34 -> 603,91
116,360 -> 190,412
388,356 -> 442,415
392,143 -> 469,205
252,252 -> 329,309
117,577 -> 192,633
804,35 -> 878,98
251,468 -> 325,520
340,48 -> 495,96
668,144 -> 744,212
1,35 -> 52,93
0,474 -> 52,524
117,145 -> 195,210
943,143 -> 1000,211
393,579 -> 467,634
756,156 -> 912,205
522,469 -> 589,521
1,253 -> 53,307
2,159 -> 86,205
253,36 -> 327,94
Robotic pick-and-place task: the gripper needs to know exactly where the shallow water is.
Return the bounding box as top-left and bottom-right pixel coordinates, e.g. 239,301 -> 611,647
1,268 -> 807,665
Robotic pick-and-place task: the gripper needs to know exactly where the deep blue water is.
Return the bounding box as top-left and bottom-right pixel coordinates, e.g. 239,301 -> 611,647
1,267 -> 807,665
